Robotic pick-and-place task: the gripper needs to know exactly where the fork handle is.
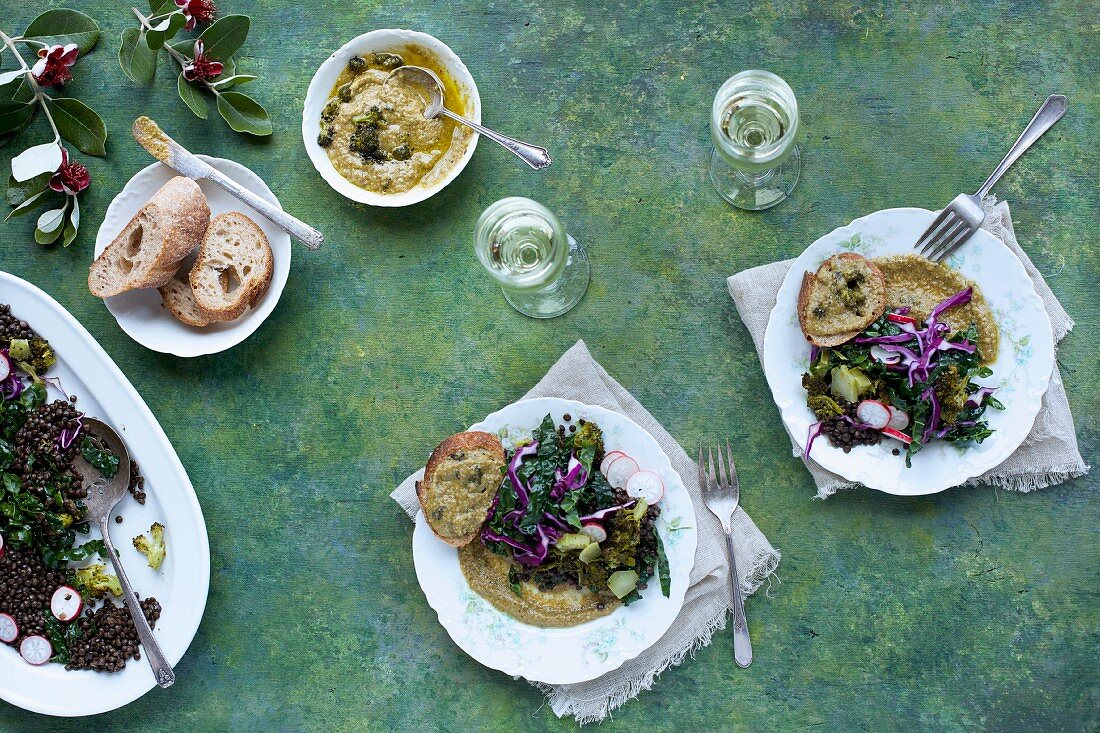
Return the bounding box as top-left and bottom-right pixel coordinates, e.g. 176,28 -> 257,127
100,520 -> 176,688
725,531 -> 753,668
976,94 -> 1066,199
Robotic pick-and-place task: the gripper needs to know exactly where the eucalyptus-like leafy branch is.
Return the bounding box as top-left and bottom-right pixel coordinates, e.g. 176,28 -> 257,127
0,9 -> 106,246
119,1 -> 272,136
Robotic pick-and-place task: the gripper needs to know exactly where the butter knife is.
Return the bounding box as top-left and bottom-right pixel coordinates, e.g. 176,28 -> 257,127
132,117 -> 323,251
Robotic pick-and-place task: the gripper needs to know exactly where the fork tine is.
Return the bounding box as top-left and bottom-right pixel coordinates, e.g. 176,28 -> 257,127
725,439 -> 737,485
915,209 -> 953,252
922,217 -> 964,259
917,211 -> 958,255
715,441 -> 728,489
707,444 -> 718,491
925,218 -> 970,262
930,224 -> 975,263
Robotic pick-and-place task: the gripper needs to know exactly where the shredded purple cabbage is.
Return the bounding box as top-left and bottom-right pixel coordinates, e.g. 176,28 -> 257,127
804,421 -> 824,458
965,386 -> 997,409
920,388 -> 942,444
502,442 -> 539,526
578,501 -> 636,523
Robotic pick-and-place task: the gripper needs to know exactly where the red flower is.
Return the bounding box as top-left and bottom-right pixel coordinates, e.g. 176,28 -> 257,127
31,44 -> 79,88
175,0 -> 218,31
49,147 -> 90,195
182,40 -> 225,82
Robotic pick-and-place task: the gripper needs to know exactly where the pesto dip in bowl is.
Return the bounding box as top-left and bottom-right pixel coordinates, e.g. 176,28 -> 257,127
302,30 -> 480,207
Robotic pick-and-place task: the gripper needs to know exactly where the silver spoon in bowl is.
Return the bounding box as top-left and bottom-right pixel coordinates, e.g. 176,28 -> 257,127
386,65 -> 552,170
76,418 -> 175,688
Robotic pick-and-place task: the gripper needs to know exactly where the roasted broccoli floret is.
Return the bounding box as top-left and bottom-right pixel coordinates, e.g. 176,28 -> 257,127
573,420 -> 605,457
337,83 -> 353,102
935,365 -> 968,422
349,123 -> 385,163
390,143 -> 411,161
370,52 -> 404,70
133,522 -> 166,570
347,55 -> 367,74
317,126 -> 334,148
74,563 -> 122,598
352,105 -> 385,129
808,395 -> 844,419
8,336 -> 55,379
320,99 -> 340,123
801,371 -> 829,398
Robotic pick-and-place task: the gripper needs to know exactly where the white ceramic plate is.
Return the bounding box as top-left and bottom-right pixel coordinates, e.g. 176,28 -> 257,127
762,207 -> 1055,495
0,272 -> 210,716
302,28 -> 481,207
412,397 -> 697,685
94,157 -> 291,357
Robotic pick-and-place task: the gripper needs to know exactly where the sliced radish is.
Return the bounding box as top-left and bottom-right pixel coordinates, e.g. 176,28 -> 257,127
50,586 -> 82,622
599,450 -> 628,475
870,345 -> 902,365
887,407 -> 910,431
882,427 -> 913,445
625,470 -> 665,504
856,400 -> 891,429
0,613 -> 17,643
887,312 -> 918,325
605,456 -> 639,488
0,531 -> 4,560
0,352 -> 9,382
579,522 -> 607,543
19,635 -> 51,665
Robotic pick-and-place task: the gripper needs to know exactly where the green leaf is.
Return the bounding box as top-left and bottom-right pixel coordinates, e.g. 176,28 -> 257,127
0,77 -> 35,104
119,28 -> 159,84
7,172 -> 52,206
11,142 -> 63,182
5,189 -> 49,220
210,74 -> 257,90
198,15 -> 250,61
149,0 -> 177,13
47,98 -> 107,156
23,10 -> 100,56
0,99 -> 34,135
145,12 -> 186,51
215,91 -> 271,136
177,73 -> 208,119
62,197 -> 79,246
37,204 -> 66,234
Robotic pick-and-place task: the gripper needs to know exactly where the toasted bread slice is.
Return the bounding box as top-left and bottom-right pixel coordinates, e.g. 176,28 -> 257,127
797,253 -> 886,347
417,431 -> 505,547
89,177 -> 209,298
158,266 -> 215,327
188,212 -> 274,322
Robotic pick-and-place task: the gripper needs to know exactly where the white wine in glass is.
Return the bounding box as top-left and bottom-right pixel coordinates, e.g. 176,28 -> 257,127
474,197 -> 590,319
709,70 -> 801,210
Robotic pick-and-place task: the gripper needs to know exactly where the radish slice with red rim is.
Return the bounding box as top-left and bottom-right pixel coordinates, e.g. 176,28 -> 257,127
599,450 -> 628,475
19,635 -> 51,665
579,522 -> 607,543
882,427 -> 913,445
0,353 -> 9,382
0,613 -> 17,643
625,470 -> 664,504
856,400 -> 891,429
887,407 -> 910,431
870,345 -> 902,365
0,531 -> 4,560
50,586 -> 82,622
605,456 -> 639,488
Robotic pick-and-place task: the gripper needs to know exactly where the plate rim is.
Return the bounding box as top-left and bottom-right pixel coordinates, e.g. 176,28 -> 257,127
411,396 -> 698,684
0,271 -> 211,717
761,206 -> 1055,495
93,155 -> 292,358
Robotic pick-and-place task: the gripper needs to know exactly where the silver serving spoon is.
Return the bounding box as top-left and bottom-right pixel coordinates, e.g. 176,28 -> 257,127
386,66 -> 552,170
76,418 -> 175,689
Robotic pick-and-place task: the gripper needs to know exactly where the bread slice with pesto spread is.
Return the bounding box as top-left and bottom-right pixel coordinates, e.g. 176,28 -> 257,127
797,253 -> 886,347
417,431 -> 505,547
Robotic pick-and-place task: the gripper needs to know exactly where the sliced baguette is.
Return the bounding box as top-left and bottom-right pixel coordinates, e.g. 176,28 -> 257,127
158,266 -> 215,327
189,212 -> 274,322
89,177 -> 209,298
417,431 -> 505,547
797,253 -> 886,347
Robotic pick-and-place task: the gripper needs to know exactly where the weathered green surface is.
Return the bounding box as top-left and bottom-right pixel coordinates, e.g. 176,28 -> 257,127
1,0 -> 1097,730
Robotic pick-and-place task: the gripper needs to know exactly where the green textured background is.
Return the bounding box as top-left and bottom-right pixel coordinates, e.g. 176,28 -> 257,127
1,0 -> 1097,730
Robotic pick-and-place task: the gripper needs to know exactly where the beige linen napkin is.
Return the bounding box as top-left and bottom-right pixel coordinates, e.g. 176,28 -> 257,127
727,197 -> 1089,498
391,340 -> 780,724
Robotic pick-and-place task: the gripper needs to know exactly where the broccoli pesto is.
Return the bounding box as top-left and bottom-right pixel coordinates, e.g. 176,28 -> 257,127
317,45 -> 473,195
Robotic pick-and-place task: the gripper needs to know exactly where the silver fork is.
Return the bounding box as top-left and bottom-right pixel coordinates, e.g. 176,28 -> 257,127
915,94 -> 1067,263
699,440 -> 752,668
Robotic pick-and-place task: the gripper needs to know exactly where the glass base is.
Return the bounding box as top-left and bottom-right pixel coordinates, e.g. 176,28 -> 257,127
501,235 -> 590,319
708,146 -> 801,210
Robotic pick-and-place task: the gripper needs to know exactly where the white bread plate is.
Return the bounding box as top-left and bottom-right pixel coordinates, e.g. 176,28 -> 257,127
301,29 -> 481,207
93,157 -> 291,357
